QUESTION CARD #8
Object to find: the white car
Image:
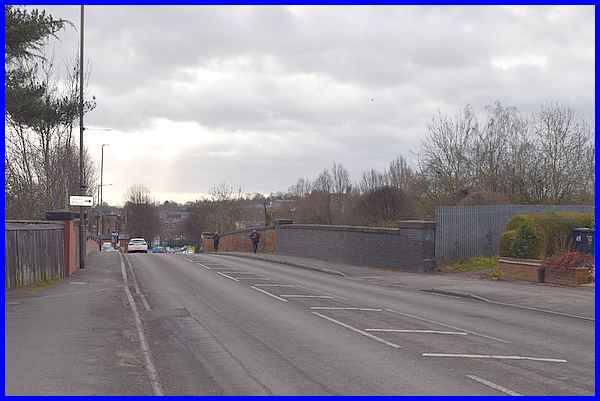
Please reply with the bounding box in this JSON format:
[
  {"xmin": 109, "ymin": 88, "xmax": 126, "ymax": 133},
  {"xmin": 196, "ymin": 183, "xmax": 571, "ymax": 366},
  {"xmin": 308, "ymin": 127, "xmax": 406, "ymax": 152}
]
[{"xmin": 128, "ymin": 238, "xmax": 148, "ymax": 253}]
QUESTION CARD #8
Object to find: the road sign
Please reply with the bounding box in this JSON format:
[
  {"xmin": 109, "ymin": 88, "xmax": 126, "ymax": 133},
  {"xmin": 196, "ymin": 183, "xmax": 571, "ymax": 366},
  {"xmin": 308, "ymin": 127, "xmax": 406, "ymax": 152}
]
[{"xmin": 69, "ymin": 195, "xmax": 93, "ymax": 207}]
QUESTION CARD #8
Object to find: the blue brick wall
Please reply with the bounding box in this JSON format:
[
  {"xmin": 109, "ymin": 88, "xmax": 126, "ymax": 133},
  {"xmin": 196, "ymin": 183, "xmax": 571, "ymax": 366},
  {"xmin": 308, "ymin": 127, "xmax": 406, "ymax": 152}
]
[{"xmin": 275, "ymin": 223, "xmax": 435, "ymax": 272}]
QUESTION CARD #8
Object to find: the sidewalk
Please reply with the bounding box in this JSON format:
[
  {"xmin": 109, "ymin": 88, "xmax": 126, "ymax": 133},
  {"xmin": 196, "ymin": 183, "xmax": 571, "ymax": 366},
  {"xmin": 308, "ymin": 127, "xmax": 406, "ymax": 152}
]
[
  {"xmin": 220, "ymin": 252, "xmax": 595, "ymax": 320},
  {"xmin": 5, "ymin": 252, "xmax": 153, "ymax": 395}
]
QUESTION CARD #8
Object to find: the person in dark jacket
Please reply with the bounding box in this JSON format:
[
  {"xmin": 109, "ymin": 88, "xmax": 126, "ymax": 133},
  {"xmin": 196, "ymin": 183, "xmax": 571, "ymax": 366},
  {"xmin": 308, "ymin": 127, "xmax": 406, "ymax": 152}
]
[
  {"xmin": 213, "ymin": 232, "xmax": 220, "ymax": 253},
  {"xmin": 250, "ymin": 229, "xmax": 260, "ymax": 253}
]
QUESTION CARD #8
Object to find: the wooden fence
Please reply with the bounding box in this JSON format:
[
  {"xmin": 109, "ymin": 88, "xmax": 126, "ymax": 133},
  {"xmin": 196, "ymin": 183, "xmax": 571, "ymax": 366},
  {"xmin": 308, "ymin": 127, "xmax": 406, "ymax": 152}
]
[
  {"xmin": 5, "ymin": 221, "xmax": 65, "ymax": 289},
  {"xmin": 434, "ymin": 205, "xmax": 594, "ymax": 262}
]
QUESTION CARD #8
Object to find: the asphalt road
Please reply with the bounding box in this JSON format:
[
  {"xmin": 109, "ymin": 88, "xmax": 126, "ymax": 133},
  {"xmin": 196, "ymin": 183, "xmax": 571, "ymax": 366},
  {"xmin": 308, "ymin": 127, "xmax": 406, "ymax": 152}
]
[{"xmin": 124, "ymin": 252, "xmax": 595, "ymax": 395}]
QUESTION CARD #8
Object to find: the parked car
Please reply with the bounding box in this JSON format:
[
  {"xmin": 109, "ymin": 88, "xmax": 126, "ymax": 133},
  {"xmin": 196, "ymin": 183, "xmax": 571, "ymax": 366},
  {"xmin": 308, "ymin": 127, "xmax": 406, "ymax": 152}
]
[
  {"xmin": 128, "ymin": 238, "xmax": 148, "ymax": 253},
  {"xmin": 101, "ymin": 242, "xmax": 116, "ymax": 252},
  {"xmin": 151, "ymin": 246, "xmax": 166, "ymax": 253}
]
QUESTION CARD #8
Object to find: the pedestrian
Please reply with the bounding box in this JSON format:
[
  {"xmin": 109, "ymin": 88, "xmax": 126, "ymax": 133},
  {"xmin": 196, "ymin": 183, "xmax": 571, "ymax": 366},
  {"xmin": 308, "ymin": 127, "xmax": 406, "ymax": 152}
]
[
  {"xmin": 250, "ymin": 229, "xmax": 260, "ymax": 254},
  {"xmin": 213, "ymin": 232, "xmax": 220, "ymax": 253}
]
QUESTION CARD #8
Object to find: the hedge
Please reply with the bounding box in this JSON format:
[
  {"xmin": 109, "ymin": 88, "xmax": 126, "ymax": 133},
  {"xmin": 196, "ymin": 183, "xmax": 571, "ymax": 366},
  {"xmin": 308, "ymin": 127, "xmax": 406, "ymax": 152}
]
[
  {"xmin": 499, "ymin": 230, "xmax": 517, "ymax": 257},
  {"xmin": 501, "ymin": 212, "xmax": 594, "ymax": 259}
]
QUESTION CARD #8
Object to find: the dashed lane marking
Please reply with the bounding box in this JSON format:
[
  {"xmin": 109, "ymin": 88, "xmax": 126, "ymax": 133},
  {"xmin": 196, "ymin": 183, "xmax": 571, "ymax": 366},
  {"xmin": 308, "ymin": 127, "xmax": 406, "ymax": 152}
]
[
  {"xmin": 251, "ymin": 286, "xmax": 289, "ymax": 302},
  {"xmin": 216, "ymin": 272, "xmax": 239, "ymax": 282},
  {"xmin": 365, "ymin": 329, "xmax": 467, "ymax": 335},
  {"xmin": 422, "ymin": 353, "xmax": 567, "ymax": 363},
  {"xmin": 235, "ymin": 277, "xmax": 271, "ymax": 281},
  {"xmin": 254, "ymin": 284, "xmax": 296, "ymax": 287},
  {"xmin": 312, "ymin": 312, "xmax": 401, "ymax": 349},
  {"xmin": 310, "ymin": 307, "xmax": 382, "ymax": 311},
  {"xmin": 466, "ymin": 374, "xmax": 522, "ymax": 396}
]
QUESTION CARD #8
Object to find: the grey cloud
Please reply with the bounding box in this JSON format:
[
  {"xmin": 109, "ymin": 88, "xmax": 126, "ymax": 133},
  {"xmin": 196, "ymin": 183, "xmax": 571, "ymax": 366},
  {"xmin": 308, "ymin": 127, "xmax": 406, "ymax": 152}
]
[{"xmin": 33, "ymin": 5, "xmax": 594, "ymax": 197}]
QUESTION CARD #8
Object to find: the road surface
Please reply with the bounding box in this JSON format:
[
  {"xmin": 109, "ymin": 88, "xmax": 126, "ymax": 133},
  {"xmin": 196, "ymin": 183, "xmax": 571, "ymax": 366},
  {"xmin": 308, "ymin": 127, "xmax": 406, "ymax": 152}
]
[{"xmin": 121, "ymin": 252, "xmax": 594, "ymax": 395}]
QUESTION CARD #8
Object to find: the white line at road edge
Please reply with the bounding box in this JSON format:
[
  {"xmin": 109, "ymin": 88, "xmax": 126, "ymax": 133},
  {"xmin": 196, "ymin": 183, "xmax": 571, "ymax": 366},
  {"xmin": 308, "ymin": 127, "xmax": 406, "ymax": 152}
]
[
  {"xmin": 422, "ymin": 353, "xmax": 567, "ymax": 363},
  {"xmin": 385, "ymin": 308, "xmax": 509, "ymax": 344},
  {"xmin": 466, "ymin": 374, "xmax": 522, "ymax": 396},
  {"xmin": 365, "ymin": 329, "xmax": 467, "ymax": 335},
  {"xmin": 119, "ymin": 253, "xmax": 164, "ymax": 396},
  {"xmin": 310, "ymin": 307, "xmax": 382, "ymax": 311},
  {"xmin": 251, "ymin": 286, "xmax": 289, "ymax": 302},
  {"xmin": 124, "ymin": 254, "xmax": 151, "ymax": 311},
  {"xmin": 280, "ymin": 295, "xmax": 335, "ymax": 299},
  {"xmin": 312, "ymin": 312, "xmax": 401, "ymax": 349},
  {"xmin": 216, "ymin": 272, "xmax": 239, "ymax": 282}
]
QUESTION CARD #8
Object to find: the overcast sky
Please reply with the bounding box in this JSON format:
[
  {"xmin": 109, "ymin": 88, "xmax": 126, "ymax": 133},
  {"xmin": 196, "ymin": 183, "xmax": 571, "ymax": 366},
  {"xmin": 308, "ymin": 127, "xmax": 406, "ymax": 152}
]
[{"xmin": 36, "ymin": 5, "xmax": 595, "ymax": 206}]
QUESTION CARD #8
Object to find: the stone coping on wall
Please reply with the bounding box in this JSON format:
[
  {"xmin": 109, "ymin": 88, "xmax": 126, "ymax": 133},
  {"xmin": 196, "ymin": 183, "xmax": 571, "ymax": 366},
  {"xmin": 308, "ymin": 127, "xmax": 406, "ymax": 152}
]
[
  {"xmin": 216, "ymin": 221, "xmax": 435, "ymax": 238},
  {"xmin": 279, "ymin": 221, "xmax": 435, "ymax": 234},
  {"xmin": 498, "ymin": 257, "xmax": 543, "ymax": 266}
]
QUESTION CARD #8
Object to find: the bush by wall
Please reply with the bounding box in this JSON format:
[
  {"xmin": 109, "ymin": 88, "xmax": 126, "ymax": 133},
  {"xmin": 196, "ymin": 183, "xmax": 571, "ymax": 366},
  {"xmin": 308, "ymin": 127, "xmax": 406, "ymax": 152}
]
[
  {"xmin": 499, "ymin": 230, "xmax": 517, "ymax": 257},
  {"xmin": 501, "ymin": 212, "xmax": 593, "ymax": 259}
]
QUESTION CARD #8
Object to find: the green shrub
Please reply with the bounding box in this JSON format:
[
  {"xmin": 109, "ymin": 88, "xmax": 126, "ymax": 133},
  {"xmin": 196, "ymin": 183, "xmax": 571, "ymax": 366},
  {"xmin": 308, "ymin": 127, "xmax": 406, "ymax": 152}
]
[
  {"xmin": 510, "ymin": 224, "xmax": 539, "ymax": 259},
  {"xmin": 499, "ymin": 230, "xmax": 517, "ymax": 257},
  {"xmin": 503, "ymin": 211, "xmax": 593, "ymax": 259}
]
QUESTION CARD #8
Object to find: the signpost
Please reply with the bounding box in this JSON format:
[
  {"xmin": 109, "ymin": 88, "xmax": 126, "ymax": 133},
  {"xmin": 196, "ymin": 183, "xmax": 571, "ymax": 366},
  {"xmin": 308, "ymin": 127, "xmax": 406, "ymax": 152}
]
[{"xmin": 69, "ymin": 195, "xmax": 94, "ymax": 207}]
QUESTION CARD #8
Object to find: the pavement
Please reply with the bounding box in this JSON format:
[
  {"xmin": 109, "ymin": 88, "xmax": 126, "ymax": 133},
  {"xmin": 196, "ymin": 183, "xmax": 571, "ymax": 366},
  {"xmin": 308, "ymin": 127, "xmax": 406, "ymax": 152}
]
[
  {"xmin": 6, "ymin": 251, "xmax": 595, "ymax": 395},
  {"xmin": 220, "ymin": 251, "xmax": 595, "ymax": 319},
  {"xmin": 5, "ymin": 252, "xmax": 153, "ymax": 395}
]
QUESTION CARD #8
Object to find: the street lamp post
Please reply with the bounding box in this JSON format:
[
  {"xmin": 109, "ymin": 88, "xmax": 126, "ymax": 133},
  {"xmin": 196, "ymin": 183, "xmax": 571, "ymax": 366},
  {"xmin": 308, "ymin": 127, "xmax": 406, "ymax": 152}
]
[
  {"xmin": 79, "ymin": 5, "xmax": 85, "ymax": 269},
  {"xmin": 100, "ymin": 144, "xmax": 109, "ymax": 236}
]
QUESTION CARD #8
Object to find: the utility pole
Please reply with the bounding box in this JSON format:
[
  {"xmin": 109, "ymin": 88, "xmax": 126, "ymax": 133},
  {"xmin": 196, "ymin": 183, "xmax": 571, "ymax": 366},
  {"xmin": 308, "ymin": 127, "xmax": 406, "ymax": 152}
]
[
  {"xmin": 79, "ymin": 5, "xmax": 85, "ymax": 269},
  {"xmin": 100, "ymin": 144, "xmax": 108, "ymax": 237}
]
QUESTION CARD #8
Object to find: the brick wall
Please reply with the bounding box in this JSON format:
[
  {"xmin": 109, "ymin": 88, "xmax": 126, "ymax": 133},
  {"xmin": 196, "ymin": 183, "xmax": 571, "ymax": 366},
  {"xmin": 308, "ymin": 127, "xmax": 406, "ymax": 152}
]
[
  {"xmin": 276, "ymin": 222, "xmax": 435, "ymax": 272},
  {"xmin": 203, "ymin": 228, "xmax": 277, "ymax": 254},
  {"xmin": 205, "ymin": 221, "xmax": 435, "ymax": 273}
]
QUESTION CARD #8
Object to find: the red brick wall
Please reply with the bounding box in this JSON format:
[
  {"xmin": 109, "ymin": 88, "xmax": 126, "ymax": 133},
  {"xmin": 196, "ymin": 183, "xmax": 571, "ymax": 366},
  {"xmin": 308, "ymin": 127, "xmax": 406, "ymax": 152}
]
[
  {"xmin": 202, "ymin": 228, "xmax": 277, "ymax": 254},
  {"xmin": 499, "ymin": 258, "xmax": 543, "ymax": 282},
  {"xmin": 64, "ymin": 220, "xmax": 78, "ymax": 276},
  {"xmin": 545, "ymin": 267, "xmax": 592, "ymax": 286}
]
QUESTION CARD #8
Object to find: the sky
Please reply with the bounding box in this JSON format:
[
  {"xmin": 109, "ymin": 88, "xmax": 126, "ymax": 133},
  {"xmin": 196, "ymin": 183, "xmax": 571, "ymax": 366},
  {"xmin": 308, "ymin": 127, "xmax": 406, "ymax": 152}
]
[{"xmin": 32, "ymin": 5, "xmax": 595, "ymax": 206}]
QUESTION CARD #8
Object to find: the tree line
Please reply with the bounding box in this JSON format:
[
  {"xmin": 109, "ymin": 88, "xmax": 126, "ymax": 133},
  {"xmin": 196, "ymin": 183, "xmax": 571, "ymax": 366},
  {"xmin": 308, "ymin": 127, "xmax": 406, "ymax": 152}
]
[
  {"xmin": 5, "ymin": 6, "xmax": 97, "ymax": 220},
  {"xmin": 182, "ymin": 101, "xmax": 594, "ymax": 235}
]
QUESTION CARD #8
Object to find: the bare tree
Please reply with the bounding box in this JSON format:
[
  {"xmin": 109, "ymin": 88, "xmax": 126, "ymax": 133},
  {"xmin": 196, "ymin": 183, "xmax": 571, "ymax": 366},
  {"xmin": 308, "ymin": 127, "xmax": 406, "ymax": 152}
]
[
  {"xmin": 124, "ymin": 185, "xmax": 160, "ymax": 243},
  {"xmin": 209, "ymin": 183, "xmax": 243, "ymax": 232},
  {"xmin": 533, "ymin": 103, "xmax": 594, "ymax": 203},
  {"xmin": 418, "ymin": 105, "xmax": 478, "ymax": 203}
]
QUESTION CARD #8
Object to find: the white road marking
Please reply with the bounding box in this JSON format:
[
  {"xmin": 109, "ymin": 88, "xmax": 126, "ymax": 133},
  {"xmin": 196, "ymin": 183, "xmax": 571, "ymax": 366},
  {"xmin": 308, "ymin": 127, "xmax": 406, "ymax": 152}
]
[
  {"xmin": 216, "ymin": 272, "xmax": 239, "ymax": 282},
  {"xmin": 422, "ymin": 353, "xmax": 567, "ymax": 363},
  {"xmin": 124, "ymin": 254, "xmax": 151, "ymax": 311},
  {"xmin": 310, "ymin": 307, "xmax": 382, "ymax": 311},
  {"xmin": 235, "ymin": 277, "xmax": 271, "ymax": 281},
  {"xmin": 69, "ymin": 281, "xmax": 88, "ymax": 285},
  {"xmin": 385, "ymin": 308, "xmax": 510, "ymax": 344},
  {"xmin": 280, "ymin": 295, "xmax": 335, "ymax": 299},
  {"xmin": 466, "ymin": 374, "xmax": 522, "ymax": 396},
  {"xmin": 213, "ymin": 270, "xmax": 247, "ymax": 273},
  {"xmin": 194, "ymin": 263, "xmax": 212, "ymax": 270},
  {"xmin": 253, "ymin": 284, "xmax": 296, "ymax": 287},
  {"xmin": 312, "ymin": 312, "xmax": 401, "ymax": 349},
  {"xmin": 365, "ymin": 329, "xmax": 467, "ymax": 335},
  {"xmin": 251, "ymin": 286, "xmax": 289, "ymax": 302},
  {"xmin": 119, "ymin": 253, "xmax": 164, "ymax": 396}
]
